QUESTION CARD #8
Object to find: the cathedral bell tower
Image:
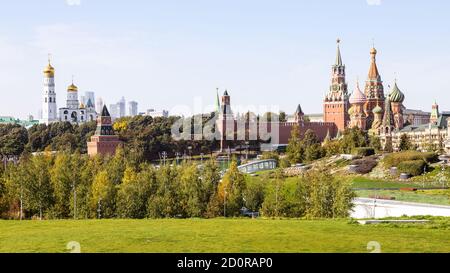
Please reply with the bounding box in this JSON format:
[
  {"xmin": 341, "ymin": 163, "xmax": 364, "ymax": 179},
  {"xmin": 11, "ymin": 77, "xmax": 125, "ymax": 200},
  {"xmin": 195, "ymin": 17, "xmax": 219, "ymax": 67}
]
[
  {"xmin": 324, "ymin": 39, "xmax": 350, "ymax": 131},
  {"xmin": 41, "ymin": 55, "xmax": 57, "ymax": 124}
]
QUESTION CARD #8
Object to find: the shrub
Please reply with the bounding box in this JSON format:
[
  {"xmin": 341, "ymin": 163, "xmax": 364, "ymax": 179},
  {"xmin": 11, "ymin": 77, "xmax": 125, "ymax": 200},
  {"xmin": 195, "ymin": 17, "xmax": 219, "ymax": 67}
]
[
  {"xmin": 383, "ymin": 151, "xmax": 438, "ymax": 168},
  {"xmin": 260, "ymin": 152, "xmax": 280, "ymax": 165},
  {"xmin": 397, "ymin": 160, "xmax": 427, "ymax": 177},
  {"xmin": 352, "ymin": 147, "xmax": 375, "ymax": 157},
  {"xmin": 350, "ymin": 158, "xmax": 378, "ymax": 174}
]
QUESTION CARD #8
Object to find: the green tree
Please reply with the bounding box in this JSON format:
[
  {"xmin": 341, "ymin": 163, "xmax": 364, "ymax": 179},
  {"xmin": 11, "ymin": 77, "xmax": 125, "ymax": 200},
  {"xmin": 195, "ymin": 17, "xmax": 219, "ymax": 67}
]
[
  {"xmin": 261, "ymin": 171, "xmax": 305, "ymax": 218},
  {"xmin": 204, "ymin": 160, "xmax": 222, "ymax": 218},
  {"xmin": 369, "ymin": 135, "xmax": 382, "ymax": 152},
  {"xmin": 117, "ymin": 166, "xmax": 153, "ymax": 218},
  {"xmin": 279, "ymin": 111, "xmax": 287, "ymax": 122},
  {"xmin": 399, "ymin": 134, "xmax": 413, "ymax": 151},
  {"xmin": 147, "ymin": 165, "xmax": 181, "ymax": 218},
  {"xmin": 179, "ymin": 163, "xmax": 205, "ymax": 217},
  {"xmin": 286, "ymin": 124, "xmax": 303, "ymax": 164},
  {"xmin": 323, "ymin": 140, "xmax": 342, "ymax": 157},
  {"xmin": 0, "ymin": 124, "xmax": 28, "ymax": 156},
  {"xmin": 28, "ymin": 155, "xmax": 54, "ymax": 219},
  {"xmin": 91, "ymin": 170, "xmax": 117, "ymax": 218},
  {"xmin": 76, "ymin": 154, "xmax": 99, "ymax": 219},
  {"xmin": 304, "ymin": 169, "xmax": 355, "ymax": 219},
  {"xmin": 340, "ymin": 127, "xmax": 368, "ymax": 154},
  {"xmin": 217, "ymin": 161, "xmax": 247, "ymax": 217},
  {"xmin": 50, "ymin": 152, "xmax": 73, "ymax": 218},
  {"xmin": 105, "ymin": 147, "xmax": 126, "ymax": 185},
  {"xmin": 300, "ymin": 130, "xmax": 324, "ymax": 162}
]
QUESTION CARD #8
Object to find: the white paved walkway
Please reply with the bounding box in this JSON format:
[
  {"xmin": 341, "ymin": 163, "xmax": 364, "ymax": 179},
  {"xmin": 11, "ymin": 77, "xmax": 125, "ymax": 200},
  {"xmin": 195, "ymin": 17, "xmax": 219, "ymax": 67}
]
[{"xmin": 352, "ymin": 198, "xmax": 450, "ymax": 219}]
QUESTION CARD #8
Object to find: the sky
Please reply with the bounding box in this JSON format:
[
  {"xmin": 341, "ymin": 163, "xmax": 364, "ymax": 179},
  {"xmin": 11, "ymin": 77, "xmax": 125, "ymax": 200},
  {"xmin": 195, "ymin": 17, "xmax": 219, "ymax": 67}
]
[{"xmin": 1, "ymin": 0, "xmax": 450, "ymax": 119}]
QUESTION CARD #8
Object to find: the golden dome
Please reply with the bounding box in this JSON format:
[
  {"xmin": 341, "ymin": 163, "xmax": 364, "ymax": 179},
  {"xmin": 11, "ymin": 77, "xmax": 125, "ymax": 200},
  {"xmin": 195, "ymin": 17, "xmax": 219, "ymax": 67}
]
[
  {"xmin": 80, "ymin": 103, "xmax": 86, "ymax": 109},
  {"xmin": 43, "ymin": 63, "xmax": 55, "ymax": 77},
  {"xmin": 370, "ymin": 47, "xmax": 377, "ymax": 55},
  {"xmin": 68, "ymin": 83, "xmax": 78, "ymax": 92}
]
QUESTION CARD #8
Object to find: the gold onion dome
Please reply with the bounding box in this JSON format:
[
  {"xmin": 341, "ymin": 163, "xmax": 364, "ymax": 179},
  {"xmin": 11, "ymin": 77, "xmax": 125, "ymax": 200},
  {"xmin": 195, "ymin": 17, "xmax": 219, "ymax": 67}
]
[
  {"xmin": 370, "ymin": 47, "xmax": 377, "ymax": 55},
  {"xmin": 68, "ymin": 83, "xmax": 78, "ymax": 92},
  {"xmin": 80, "ymin": 103, "xmax": 85, "ymax": 109},
  {"xmin": 389, "ymin": 81, "xmax": 405, "ymax": 103},
  {"xmin": 43, "ymin": 63, "xmax": 55, "ymax": 77}
]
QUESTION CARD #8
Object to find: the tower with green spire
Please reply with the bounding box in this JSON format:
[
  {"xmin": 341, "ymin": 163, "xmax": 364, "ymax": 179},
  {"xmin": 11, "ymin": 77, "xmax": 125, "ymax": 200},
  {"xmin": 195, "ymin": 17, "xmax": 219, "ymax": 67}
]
[
  {"xmin": 430, "ymin": 101, "xmax": 439, "ymax": 125},
  {"xmin": 215, "ymin": 88, "xmax": 221, "ymax": 113}
]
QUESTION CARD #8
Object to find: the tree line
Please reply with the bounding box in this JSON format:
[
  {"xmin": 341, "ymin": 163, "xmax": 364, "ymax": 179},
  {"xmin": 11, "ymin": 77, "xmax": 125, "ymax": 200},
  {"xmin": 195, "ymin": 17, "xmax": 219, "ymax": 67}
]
[
  {"xmin": 286, "ymin": 125, "xmax": 382, "ymax": 165},
  {"xmin": 0, "ymin": 148, "xmax": 354, "ymax": 220},
  {"xmin": 0, "ymin": 114, "xmax": 220, "ymax": 163}
]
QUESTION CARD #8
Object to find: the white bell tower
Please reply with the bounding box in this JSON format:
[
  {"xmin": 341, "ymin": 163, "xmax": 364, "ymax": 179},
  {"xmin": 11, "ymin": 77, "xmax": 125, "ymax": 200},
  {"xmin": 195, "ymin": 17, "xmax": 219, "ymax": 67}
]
[{"xmin": 41, "ymin": 55, "xmax": 57, "ymax": 124}]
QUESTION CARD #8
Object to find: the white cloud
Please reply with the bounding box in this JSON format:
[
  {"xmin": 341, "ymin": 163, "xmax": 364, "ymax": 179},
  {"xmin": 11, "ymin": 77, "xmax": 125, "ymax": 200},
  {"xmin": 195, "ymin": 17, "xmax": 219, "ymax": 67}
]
[{"xmin": 367, "ymin": 0, "xmax": 382, "ymax": 6}]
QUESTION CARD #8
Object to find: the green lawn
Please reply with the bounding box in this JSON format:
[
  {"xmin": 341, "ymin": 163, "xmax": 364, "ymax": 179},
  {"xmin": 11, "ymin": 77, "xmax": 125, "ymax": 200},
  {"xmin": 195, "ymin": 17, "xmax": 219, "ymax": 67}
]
[
  {"xmin": 356, "ymin": 190, "xmax": 450, "ymax": 205},
  {"xmin": 350, "ymin": 177, "xmax": 422, "ymax": 189},
  {"xmin": 0, "ymin": 219, "xmax": 449, "ymax": 253}
]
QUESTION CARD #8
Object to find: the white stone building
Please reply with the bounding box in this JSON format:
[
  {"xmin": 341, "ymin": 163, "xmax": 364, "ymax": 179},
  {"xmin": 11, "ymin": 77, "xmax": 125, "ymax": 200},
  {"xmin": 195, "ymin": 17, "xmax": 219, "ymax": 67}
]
[{"xmin": 59, "ymin": 81, "xmax": 97, "ymax": 124}]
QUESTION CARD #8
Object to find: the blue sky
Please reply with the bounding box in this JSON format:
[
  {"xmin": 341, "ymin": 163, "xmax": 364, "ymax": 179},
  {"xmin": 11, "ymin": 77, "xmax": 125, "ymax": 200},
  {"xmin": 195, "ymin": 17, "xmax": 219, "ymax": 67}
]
[{"xmin": 1, "ymin": 0, "xmax": 450, "ymax": 119}]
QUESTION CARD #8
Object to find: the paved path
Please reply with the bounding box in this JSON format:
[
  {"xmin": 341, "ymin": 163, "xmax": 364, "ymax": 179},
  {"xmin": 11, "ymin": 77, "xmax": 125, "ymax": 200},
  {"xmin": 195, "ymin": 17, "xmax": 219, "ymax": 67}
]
[{"xmin": 352, "ymin": 198, "xmax": 450, "ymax": 219}]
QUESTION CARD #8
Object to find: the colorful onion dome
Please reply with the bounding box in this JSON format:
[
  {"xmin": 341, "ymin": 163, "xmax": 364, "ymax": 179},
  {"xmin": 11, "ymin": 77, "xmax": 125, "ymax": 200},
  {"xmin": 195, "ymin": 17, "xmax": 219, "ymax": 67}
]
[
  {"xmin": 389, "ymin": 81, "xmax": 405, "ymax": 103},
  {"xmin": 349, "ymin": 82, "xmax": 366, "ymax": 104}
]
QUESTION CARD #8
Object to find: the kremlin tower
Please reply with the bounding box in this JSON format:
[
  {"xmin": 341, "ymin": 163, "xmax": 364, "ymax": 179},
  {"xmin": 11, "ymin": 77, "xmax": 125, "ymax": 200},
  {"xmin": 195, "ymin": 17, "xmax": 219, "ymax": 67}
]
[
  {"xmin": 430, "ymin": 101, "xmax": 440, "ymax": 125},
  {"xmin": 87, "ymin": 105, "xmax": 122, "ymax": 157},
  {"xmin": 41, "ymin": 56, "xmax": 57, "ymax": 124},
  {"xmin": 216, "ymin": 90, "xmax": 235, "ymax": 152},
  {"xmin": 323, "ymin": 39, "xmax": 350, "ymax": 131}
]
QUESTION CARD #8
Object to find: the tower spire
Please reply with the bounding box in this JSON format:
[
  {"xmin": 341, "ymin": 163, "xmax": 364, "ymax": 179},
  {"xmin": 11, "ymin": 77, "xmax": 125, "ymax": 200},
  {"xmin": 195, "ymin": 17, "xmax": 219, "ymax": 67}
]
[
  {"xmin": 368, "ymin": 44, "xmax": 380, "ymax": 81},
  {"xmin": 335, "ymin": 38, "xmax": 343, "ymax": 66},
  {"xmin": 215, "ymin": 88, "xmax": 221, "ymax": 113}
]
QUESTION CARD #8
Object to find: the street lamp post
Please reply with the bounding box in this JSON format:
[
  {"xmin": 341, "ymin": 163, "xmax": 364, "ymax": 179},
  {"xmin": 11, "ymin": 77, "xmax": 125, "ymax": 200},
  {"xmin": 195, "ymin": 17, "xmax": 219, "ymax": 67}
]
[
  {"xmin": 422, "ymin": 165, "xmax": 427, "ymax": 189},
  {"xmin": 97, "ymin": 198, "xmax": 102, "ymax": 219},
  {"xmin": 160, "ymin": 151, "xmax": 168, "ymax": 166}
]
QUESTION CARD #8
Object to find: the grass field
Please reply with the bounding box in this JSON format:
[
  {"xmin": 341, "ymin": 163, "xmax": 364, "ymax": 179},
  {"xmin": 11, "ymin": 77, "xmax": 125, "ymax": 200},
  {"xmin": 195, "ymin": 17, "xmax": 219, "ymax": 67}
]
[
  {"xmin": 356, "ymin": 190, "xmax": 450, "ymax": 205},
  {"xmin": 0, "ymin": 218, "xmax": 449, "ymax": 253},
  {"xmin": 350, "ymin": 177, "xmax": 418, "ymax": 188}
]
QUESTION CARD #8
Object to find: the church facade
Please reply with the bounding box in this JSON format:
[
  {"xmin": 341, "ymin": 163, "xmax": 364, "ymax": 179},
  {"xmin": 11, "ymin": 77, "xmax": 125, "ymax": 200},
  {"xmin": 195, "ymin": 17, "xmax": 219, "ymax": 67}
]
[
  {"xmin": 58, "ymin": 81, "xmax": 97, "ymax": 124},
  {"xmin": 40, "ymin": 58, "xmax": 97, "ymax": 125}
]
